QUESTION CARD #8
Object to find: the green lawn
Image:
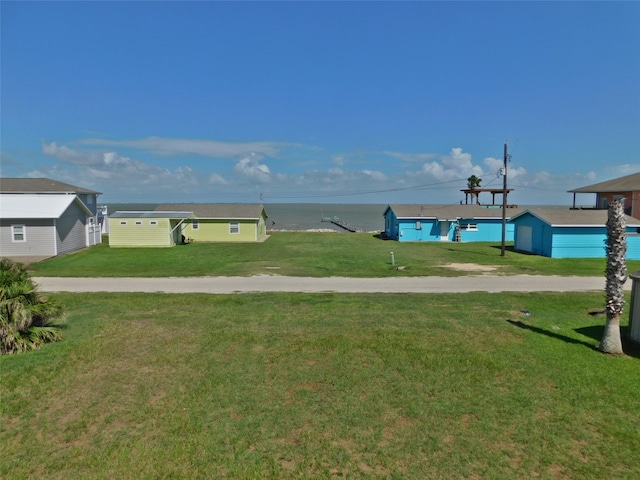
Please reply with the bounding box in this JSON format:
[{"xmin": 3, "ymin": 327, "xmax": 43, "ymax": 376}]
[
  {"xmin": 2, "ymin": 292, "xmax": 639, "ymax": 479},
  {"xmin": 29, "ymin": 232, "xmax": 640, "ymax": 277}
]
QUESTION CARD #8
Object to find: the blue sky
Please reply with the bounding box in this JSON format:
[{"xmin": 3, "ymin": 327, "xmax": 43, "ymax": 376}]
[{"xmin": 1, "ymin": 1, "xmax": 639, "ymax": 205}]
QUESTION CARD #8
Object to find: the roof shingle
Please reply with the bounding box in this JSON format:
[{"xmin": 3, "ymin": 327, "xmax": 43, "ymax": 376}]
[
  {"xmin": 155, "ymin": 203, "xmax": 267, "ymax": 219},
  {"xmin": 0, "ymin": 178, "xmax": 101, "ymax": 195}
]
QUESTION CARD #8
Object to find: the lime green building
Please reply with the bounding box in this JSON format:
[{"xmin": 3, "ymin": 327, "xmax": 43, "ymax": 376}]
[{"xmin": 108, "ymin": 204, "xmax": 268, "ymax": 247}]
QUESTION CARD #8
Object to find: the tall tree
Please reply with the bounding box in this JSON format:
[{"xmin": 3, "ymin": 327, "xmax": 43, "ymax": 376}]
[
  {"xmin": 600, "ymin": 200, "xmax": 626, "ymax": 354},
  {"xmin": 0, "ymin": 259, "xmax": 64, "ymax": 354}
]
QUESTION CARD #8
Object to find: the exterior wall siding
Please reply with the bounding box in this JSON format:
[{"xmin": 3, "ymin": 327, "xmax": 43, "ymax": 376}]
[
  {"xmin": 56, "ymin": 202, "xmax": 89, "ymax": 255},
  {"xmin": 257, "ymin": 216, "xmax": 267, "ymax": 240},
  {"xmin": 77, "ymin": 193, "xmax": 98, "ymax": 216},
  {"xmin": 384, "ymin": 211, "xmax": 399, "ymax": 239},
  {"xmin": 109, "ymin": 218, "xmax": 174, "ymax": 247},
  {"xmin": 632, "ymin": 192, "xmax": 640, "ymax": 219},
  {"xmin": 626, "ymin": 235, "xmax": 640, "ymax": 260},
  {"xmin": 186, "ymin": 219, "xmax": 258, "ymax": 242},
  {"xmin": 549, "ymin": 228, "xmax": 640, "ymax": 259},
  {"xmin": 0, "ymin": 219, "xmax": 56, "ymax": 256},
  {"xmin": 396, "ymin": 219, "xmax": 441, "ymax": 242},
  {"xmin": 393, "ymin": 218, "xmax": 511, "ymax": 242},
  {"xmin": 458, "ymin": 219, "xmax": 514, "ymax": 242},
  {"xmin": 549, "ymin": 228, "xmax": 607, "ymax": 258}
]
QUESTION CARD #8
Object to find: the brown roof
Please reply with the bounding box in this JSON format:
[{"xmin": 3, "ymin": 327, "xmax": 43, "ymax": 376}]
[
  {"xmin": 155, "ymin": 203, "xmax": 267, "ymax": 219},
  {"xmin": 511, "ymin": 208, "xmax": 640, "ymax": 227},
  {"xmin": 385, "ymin": 204, "xmax": 522, "ymax": 220},
  {"xmin": 568, "ymin": 172, "xmax": 640, "ymax": 193},
  {"xmin": 0, "ymin": 177, "xmax": 101, "ymax": 195}
]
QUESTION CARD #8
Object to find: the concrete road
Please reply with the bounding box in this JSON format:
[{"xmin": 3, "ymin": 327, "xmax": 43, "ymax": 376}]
[{"xmin": 32, "ymin": 275, "xmax": 622, "ymax": 294}]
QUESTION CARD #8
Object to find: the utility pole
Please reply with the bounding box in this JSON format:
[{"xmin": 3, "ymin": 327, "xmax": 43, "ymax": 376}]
[{"xmin": 500, "ymin": 142, "xmax": 509, "ymax": 257}]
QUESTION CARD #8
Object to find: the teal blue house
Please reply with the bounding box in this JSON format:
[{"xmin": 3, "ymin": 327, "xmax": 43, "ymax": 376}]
[
  {"xmin": 510, "ymin": 209, "xmax": 640, "ymax": 259},
  {"xmin": 383, "ymin": 204, "xmax": 521, "ymax": 242}
]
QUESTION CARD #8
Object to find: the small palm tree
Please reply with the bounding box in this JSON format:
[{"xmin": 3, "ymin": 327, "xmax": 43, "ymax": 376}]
[
  {"xmin": 0, "ymin": 258, "xmax": 64, "ymax": 354},
  {"xmin": 467, "ymin": 175, "xmax": 482, "ymax": 204},
  {"xmin": 600, "ymin": 200, "xmax": 626, "ymax": 354}
]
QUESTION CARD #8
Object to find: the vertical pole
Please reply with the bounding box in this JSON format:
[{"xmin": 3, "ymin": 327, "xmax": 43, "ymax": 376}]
[{"xmin": 501, "ymin": 142, "xmax": 508, "ymax": 257}]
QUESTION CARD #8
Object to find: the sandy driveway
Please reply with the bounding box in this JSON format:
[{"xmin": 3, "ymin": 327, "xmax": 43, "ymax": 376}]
[{"xmin": 32, "ymin": 275, "xmax": 621, "ymax": 294}]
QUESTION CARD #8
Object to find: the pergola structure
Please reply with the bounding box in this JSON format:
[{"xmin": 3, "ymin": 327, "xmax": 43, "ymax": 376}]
[{"xmin": 461, "ymin": 188, "xmax": 516, "ymax": 207}]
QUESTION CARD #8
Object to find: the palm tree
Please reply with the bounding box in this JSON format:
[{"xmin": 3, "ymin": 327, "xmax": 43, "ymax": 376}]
[
  {"xmin": 600, "ymin": 200, "xmax": 626, "ymax": 354},
  {"xmin": 467, "ymin": 175, "xmax": 482, "ymax": 204},
  {"xmin": 0, "ymin": 258, "xmax": 64, "ymax": 354}
]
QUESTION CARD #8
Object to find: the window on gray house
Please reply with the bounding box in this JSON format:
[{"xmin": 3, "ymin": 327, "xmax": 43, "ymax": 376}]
[{"xmin": 11, "ymin": 225, "xmax": 26, "ymax": 242}]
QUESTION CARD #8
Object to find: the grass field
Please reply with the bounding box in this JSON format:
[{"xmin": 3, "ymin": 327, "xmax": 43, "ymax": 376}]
[
  {"xmin": 28, "ymin": 232, "xmax": 640, "ymax": 278},
  {"xmin": 2, "ymin": 291, "xmax": 639, "ymax": 479}
]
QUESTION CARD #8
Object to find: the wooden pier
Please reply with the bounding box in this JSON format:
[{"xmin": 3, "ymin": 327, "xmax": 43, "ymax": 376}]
[{"xmin": 321, "ymin": 216, "xmax": 359, "ymax": 232}]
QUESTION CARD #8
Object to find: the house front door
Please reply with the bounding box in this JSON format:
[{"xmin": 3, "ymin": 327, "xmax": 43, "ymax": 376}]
[{"xmin": 440, "ymin": 221, "xmax": 450, "ymax": 241}]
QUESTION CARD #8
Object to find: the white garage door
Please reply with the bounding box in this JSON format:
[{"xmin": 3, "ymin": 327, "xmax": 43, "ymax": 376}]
[{"xmin": 516, "ymin": 225, "xmax": 533, "ymax": 252}]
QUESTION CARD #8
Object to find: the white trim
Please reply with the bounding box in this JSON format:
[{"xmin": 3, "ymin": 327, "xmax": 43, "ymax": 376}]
[{"xmin": 229, "ymin": 222, "xmax": 240, "ymax": 234}]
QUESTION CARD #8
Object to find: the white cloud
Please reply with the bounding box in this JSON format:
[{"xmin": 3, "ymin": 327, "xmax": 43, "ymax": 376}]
[
  {"xmin": 35, "ymin": 138, "xmax": 638, "ymax": 205},
  {"xmin": 384, "ymin": 151, "xmax": 438, "ymax": 163},
  {"xmin": 362, "ymin": 170, "xmax": 388, "ymax": 181},
  {"xmin": 484, "ymin": 156, "xmax": 527, "ymax": 180},
  {"xmin": 606, "ymin": 164, "xmax": 640, "ymax": 176},
  {"xmin": 208, "ymin": 173, "xmax": 229, "ymax": 185},
  {"xmin": 80, "ymin": 136, "xmax": 279, "ymax": 158},
  {"xmin": 40, "ymin": 141, "xmax": 207, "ymax": 196},
  {"xmin": 234, "ymin": 154, "xmax": 272, "ymax": 183},
  {"xmin": 417, "ymin": 147, "xmax": 483, "ymax": 181}
]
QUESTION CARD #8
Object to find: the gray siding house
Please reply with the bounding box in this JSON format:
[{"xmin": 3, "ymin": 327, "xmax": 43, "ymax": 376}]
[{"xmin": 0, "ymin": 178, "xmax": 102, "ymax": 259}]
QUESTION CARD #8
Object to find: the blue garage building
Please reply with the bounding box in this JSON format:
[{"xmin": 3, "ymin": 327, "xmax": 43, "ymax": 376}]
[{"xmin": 510, "ymin": 208, "xmax": 640, "ymax": 259}]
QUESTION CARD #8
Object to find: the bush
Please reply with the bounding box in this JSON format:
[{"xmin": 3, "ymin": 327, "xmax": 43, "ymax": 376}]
[{"xmin": 0, "ymin": 258, "xmax": 64, "ymax": 354}]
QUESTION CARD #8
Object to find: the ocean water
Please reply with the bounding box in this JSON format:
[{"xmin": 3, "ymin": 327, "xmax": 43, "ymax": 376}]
[
  {"xmin": 264, "ymin": 203, "xmax": 387, "ymax": 232},
  {"xmin": 105, "ymin": 202, "xmax": 569, "ymax": 233},
  {"xmin": 105, "ymin": 203, "xmax": 388, "ymax": 233}
]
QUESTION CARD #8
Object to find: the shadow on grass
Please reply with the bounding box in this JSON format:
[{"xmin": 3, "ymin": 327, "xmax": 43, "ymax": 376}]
[
  {"xmin": 372, "ymin": 233, "xmax": 392, "ymax": 240},
  {"xmin": 507, "ymin": 320, "xmax": 640, "ymax": 358},
  {"xmin": 507, "ymin": 319, "xmax": 598, "ymax": 351},
  {"xmin": 490, "ymin": 245, "xmax": 536, "ymax": 255}
]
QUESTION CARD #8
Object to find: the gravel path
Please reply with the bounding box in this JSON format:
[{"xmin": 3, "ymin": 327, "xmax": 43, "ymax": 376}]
[{"xmin": 32, "ymin": 275, "xmax": 622, "ymax": 294}]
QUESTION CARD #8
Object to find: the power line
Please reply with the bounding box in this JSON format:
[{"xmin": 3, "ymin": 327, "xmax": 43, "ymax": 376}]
[{"xmin": 261, "ymin": 177, "xmax": 469, "ymax": 200}]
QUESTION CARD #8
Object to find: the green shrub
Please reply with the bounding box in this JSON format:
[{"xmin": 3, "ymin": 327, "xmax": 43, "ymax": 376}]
[{"xmin": 0, "ymin": 258, "xmax": 64, "ymax": 354}]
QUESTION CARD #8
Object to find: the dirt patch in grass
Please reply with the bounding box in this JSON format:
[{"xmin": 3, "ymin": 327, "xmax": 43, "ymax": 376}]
[{"xmin": 442, "ymin": 263, "xmax": 501, "ymax": 273}]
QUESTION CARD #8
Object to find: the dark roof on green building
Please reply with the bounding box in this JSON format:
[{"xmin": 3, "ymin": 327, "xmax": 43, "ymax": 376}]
[{"xmin": 155, "ymin": 203, "xmax": 267, "ymax": 219}]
